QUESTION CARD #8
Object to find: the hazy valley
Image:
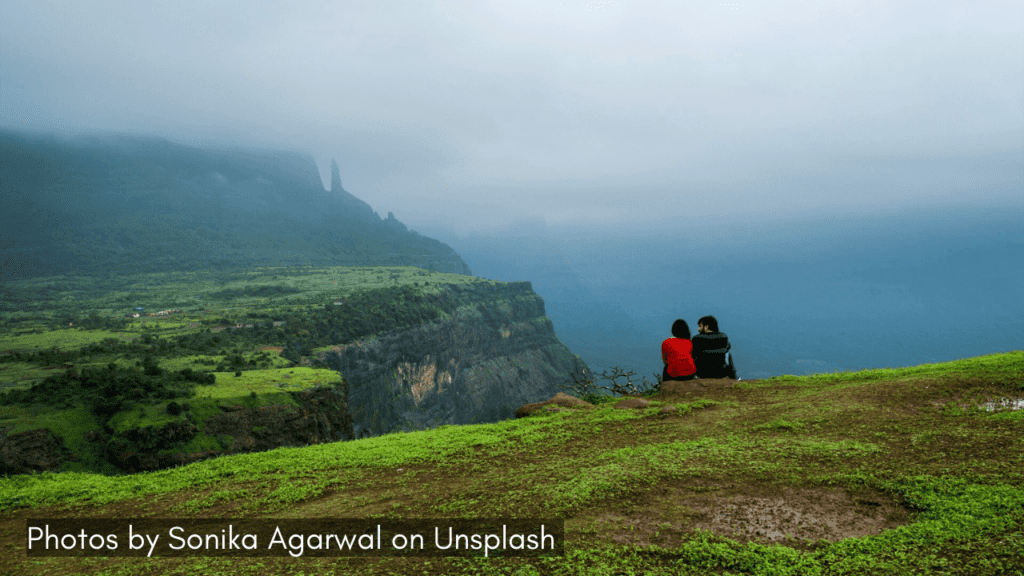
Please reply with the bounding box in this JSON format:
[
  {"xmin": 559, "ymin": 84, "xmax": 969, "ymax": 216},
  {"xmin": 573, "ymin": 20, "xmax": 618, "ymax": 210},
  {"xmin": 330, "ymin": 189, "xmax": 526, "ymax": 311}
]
[
  {"xmin": 0, "ymin": 131, "xmax": 1021, "ymax": 575},
  {"xmin": 419, "ymin": 203, "xmax": 1024, "ymax": 381}
]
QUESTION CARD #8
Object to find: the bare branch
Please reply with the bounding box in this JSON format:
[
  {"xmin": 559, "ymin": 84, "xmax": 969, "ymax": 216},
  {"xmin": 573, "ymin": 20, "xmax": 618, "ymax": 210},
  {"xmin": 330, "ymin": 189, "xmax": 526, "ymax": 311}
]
[{"xmin": 558, "ymin": 362, "xmax": 662, "ymax": 399}]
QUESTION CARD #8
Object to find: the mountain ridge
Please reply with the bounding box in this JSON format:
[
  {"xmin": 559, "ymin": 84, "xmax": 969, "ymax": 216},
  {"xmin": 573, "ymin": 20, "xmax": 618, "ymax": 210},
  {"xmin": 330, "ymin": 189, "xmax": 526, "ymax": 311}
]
[{"xmin": 0, "ymin": 128, "xmax": 471, "ymax": 279}]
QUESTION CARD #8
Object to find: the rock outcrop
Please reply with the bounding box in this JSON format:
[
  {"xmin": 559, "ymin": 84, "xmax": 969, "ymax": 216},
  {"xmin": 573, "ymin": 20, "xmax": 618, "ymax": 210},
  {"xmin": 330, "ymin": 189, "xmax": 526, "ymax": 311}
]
[
  {"xmin": 0, "ymin": 428, "xmax": 78, "ymax": 476},
  {"xmin": 319, "ymin": 282, "xmax": 591, "ymax": 438},
  {"xmin": 515, "ymin": 392, "xmax": 595, "ymax": 418}
]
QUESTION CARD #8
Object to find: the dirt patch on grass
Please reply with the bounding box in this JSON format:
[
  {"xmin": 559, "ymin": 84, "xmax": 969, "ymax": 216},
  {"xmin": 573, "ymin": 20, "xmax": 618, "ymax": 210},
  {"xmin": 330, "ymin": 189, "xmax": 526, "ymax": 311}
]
[
  {"xmin": 854, "ymin": 375, "xmax": 1022, "ymax": 412},
  {"xmin": 569, "ymin": 482, "xmax": 916, "ymax": 550},
  {"xmin": 655, "ymin": 378, "xmax": 739, "ymax": 397},
  {"xmin": 930, "ymin": 395, "xmax": 1024, "ymax": 412}
]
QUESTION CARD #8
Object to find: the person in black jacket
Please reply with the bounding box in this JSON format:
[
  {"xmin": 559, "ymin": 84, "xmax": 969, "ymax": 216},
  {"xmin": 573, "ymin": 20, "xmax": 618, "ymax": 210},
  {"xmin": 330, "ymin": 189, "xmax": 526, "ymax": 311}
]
[{"xmin": 691, "ymin": 315, "xmax": 738, "ymax": 379}]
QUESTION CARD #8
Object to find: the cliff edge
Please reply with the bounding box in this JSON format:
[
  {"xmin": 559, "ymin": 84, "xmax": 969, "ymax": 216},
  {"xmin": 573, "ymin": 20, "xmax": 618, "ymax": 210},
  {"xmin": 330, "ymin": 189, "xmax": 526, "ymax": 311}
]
[
  {"xmin": 0, "ymin": 276, "xmax": 589, "ymax": 475},
  {"xmin": 318, "ymin": 281, "xmax": 590, "ymax": 438}
]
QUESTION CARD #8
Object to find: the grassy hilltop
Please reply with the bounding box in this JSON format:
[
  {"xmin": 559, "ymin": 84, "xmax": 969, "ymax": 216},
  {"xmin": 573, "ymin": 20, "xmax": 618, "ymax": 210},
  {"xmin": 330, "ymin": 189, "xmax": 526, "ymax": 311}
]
[{"xmin": 1, "ymin": 347, "xmax": 1022, "ymax": 575}]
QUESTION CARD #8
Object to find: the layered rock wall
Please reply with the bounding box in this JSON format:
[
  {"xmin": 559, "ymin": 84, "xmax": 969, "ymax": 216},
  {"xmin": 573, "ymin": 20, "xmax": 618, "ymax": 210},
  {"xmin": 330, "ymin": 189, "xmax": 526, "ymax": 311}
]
[
  {"xmin": 0, "ymin": 428, "xmax": 78, "ymax": 476},
  {"xmin": 319, "ymin": 282, "xmax": 590, "ymax": 438}
]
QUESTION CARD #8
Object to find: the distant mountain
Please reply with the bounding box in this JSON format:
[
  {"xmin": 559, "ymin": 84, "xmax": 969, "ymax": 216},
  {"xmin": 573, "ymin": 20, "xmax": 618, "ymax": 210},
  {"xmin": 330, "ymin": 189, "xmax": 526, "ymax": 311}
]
[{"xmin": 0, "ymin": 129, "xmax": 471, "ymax": 279}]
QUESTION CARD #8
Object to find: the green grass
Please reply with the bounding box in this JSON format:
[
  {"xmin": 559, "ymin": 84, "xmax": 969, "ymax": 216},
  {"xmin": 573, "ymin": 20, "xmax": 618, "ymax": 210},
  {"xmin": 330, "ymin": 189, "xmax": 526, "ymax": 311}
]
[
  {"xmin": 192, "ymin": 367, "xmax": 337, "ymax": 399},
  {"xmin": 0, "ymin": 265, "xmax": 485, "ymax": 335},
  {"xmin": 0, "ymin": 327, "xmax": 126, "ymax": 354},
  {"xmin": 2, "ymin": 351, "xmax": 1022, "ymax": 575}
]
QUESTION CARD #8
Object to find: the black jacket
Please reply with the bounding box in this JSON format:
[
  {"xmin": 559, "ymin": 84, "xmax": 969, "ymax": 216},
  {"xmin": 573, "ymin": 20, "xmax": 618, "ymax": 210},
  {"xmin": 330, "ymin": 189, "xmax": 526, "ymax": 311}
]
[{"xmin": 691, "ymin": 332, "xmax": 737, "ymax": 379}]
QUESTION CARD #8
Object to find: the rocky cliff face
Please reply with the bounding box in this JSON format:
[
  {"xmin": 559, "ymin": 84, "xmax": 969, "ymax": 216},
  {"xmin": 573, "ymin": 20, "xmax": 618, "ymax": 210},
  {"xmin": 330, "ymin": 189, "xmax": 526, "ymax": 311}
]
[
  {"xmin": 0, "ymin": 428, "xmax": 79, "ymax": 476},
  {"xmin": 317, "ymin": 282, "xmax": 591, "ymax": 439}
]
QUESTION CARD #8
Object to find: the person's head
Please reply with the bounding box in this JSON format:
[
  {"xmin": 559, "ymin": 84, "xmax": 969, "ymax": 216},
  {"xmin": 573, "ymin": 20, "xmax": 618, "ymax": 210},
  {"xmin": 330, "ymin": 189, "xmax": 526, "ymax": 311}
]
[
  {"xmin": 671, "ymin": 319, "xmax": 691, "ymax": 339},
  {"xmin": 698, "ymin": 315, "xmax": 719, "ymax": 333}
]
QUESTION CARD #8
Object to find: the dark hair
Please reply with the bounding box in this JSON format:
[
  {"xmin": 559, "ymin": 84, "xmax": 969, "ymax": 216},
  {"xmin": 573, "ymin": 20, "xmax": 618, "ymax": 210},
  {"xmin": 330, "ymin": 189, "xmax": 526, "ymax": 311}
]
[
  {"xmin": 698, "ymin": 315, "xmax": 719, "ymax": 332},
  {"xmin": 671, "ymin": 319, "xmax": 691, "ymax": 339}
]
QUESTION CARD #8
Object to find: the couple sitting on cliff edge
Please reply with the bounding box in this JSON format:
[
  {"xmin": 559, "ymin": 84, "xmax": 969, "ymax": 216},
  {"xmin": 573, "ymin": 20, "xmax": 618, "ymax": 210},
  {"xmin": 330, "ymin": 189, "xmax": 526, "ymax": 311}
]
[{"xmin": 661, "ymin": 315, "xmax": 738, "ymax": 382}]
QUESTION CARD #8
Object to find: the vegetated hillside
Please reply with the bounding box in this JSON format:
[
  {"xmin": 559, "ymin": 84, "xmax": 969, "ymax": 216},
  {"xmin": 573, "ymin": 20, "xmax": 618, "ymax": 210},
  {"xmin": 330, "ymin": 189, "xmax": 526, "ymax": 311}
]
[
  {"xmin": 0, "ymin": 352, "xmax": 1021, "ymax": 575},
  {"xmin": 0, "ymin": 266, "xmax": 588, "ymax": 475},
  {"xmin": 0, "ymin": 128, "xmax": 471, "ymax": 280}
]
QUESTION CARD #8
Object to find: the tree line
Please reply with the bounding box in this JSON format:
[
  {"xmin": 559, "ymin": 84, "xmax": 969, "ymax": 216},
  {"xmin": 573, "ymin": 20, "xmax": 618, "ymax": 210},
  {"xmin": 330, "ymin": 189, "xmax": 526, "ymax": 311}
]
[{"xmin": 0, "ymin": 357, "xmax": 212, "ymax": 418}]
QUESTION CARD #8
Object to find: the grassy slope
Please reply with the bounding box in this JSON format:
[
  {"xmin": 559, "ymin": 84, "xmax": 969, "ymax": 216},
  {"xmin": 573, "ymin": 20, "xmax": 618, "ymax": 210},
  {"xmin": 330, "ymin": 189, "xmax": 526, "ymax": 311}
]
[{"xmin": 1, "ymin": 351, "xmax": 1022, "ymax": 575}]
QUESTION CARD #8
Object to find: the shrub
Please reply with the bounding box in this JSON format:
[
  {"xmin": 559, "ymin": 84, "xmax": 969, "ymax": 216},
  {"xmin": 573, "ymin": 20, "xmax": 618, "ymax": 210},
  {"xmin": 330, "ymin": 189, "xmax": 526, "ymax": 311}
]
[
  {"xmin": 93, "ymin": 397, "xmax": 126, "ymax": 418},
  {"xmin": 1, "ymin": 363, "xmax": 197, "ymax": 417},
  {"xmin": 167, "ymin": 401, "xmax": 182, "ymax": 416},
  {"xmin": 235, "ymin": 371, "xmax": 242, "ymax": 377},
  {"xmin": 142, "ymin": 356, "xmax": 163, "ymax": 376}
]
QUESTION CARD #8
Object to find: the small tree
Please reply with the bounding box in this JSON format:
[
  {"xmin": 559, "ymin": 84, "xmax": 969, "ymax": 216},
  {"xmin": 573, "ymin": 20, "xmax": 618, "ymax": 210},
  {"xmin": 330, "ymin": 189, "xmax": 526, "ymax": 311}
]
[
  {"xmin": 558, "ymin": 360, "xmax": 661, "ymax": 401},
  {"xmin": 142, "ymin": 356, "xmax": 163, "ymax": 376}
]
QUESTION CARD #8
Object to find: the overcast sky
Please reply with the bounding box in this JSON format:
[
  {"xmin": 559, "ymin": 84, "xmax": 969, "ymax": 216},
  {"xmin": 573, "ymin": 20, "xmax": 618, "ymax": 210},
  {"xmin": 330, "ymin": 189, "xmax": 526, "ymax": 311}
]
[{"xmin": 2, "ymin": 0, "xmax": 1021, "ymax": 234}]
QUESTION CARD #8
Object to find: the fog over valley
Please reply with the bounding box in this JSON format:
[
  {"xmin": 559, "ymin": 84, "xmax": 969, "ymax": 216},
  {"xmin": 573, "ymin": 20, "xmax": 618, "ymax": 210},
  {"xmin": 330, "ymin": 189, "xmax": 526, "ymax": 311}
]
[
  {"xmin": 419, "ymin": 204, "xmax": 1023, "ymax": 381},
  {"xmin": 2, "ymin": 0, "xmax": 1021, "ymax": 380}
]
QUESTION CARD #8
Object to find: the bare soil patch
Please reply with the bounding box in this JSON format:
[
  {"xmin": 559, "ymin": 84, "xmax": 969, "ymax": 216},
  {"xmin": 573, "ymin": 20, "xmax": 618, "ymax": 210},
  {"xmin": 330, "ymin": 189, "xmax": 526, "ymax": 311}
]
[
  {"xmin": 656, "ymin": 378, "xmax": 739, "ymax": 398},
  {"xmin": 855, "ymin": 375, "xmax": 1021, "ymax": 412},
  {"xmin": 568, "ymin": 482, "xmax": 916, "ymax": 550}
]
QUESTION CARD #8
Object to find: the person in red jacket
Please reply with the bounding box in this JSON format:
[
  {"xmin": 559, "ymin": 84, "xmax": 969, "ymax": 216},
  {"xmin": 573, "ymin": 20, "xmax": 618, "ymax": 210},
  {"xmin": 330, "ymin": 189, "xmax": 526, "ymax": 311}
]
[{"xmin": 662, "ymin": 319, "xmax": 697, "ymax": 382}]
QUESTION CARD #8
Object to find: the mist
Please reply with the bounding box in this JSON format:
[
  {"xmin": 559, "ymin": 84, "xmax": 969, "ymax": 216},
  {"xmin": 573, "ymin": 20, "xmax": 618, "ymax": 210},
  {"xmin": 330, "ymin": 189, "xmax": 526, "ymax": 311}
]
[
  {"xmin": 2, "ymin": 1, "xmax": 1021, "ymax": 379},
  {"xmin": 2, "ymin": 0, "xmax": 1021, "ymax": 234},
  {"xmin": 421, "ymin": 203, "xmax": 1023, "ymax": 381}
]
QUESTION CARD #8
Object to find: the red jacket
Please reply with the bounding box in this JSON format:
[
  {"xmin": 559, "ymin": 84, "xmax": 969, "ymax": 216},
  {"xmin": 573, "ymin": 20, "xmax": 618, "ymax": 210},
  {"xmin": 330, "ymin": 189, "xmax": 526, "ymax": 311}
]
[{"xmin": 661, "ymin": 338, "xmax": 696, "ymax": 378}]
